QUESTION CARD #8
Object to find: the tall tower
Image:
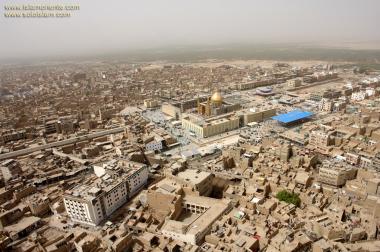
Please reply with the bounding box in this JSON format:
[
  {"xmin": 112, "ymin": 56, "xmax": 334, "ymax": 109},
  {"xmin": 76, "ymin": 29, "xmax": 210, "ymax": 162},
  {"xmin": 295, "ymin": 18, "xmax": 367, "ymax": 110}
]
[
  {"xmin": 197, "ymin": 96, "xmax": 202, "ymax": 114},
  {"xmin": 205, "ymin": 98, "xmax": 211, "ymax": 117}
]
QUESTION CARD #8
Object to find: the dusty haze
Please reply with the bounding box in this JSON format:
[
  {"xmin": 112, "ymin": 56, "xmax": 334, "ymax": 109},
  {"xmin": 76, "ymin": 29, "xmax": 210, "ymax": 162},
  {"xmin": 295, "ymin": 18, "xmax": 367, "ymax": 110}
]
[{"xmin": 1, "ymin": 0, "xmax": 380, "ymax": 62}]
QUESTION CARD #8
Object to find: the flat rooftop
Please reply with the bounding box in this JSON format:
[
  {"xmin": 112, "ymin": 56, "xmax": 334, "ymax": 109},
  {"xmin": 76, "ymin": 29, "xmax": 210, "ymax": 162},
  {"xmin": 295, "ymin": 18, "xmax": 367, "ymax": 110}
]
[
  {"xmin": 162, "ymin": 195, "xmax": 231, "ymax": 236},
  {"xmin": 4, "ymin": 216, "xmax": 41, "ymax": 235},
  {"xmin": 272, "ymin": 110, "xmax": 313, "ymax": 124},
  {"xmin": 177, "ymin": 169, "xmax": 212, "ymax": 185},
  {"xmin": 65, "ymin": 166, "xmax": 137, "ymax": 201}
]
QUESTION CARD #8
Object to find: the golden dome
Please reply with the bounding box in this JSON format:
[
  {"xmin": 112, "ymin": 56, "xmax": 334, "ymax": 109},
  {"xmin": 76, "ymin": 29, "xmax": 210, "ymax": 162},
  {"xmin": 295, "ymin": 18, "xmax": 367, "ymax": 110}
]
[{"xmin": 211, "ymin": 90, "xmax": 223, "ymax": 104}]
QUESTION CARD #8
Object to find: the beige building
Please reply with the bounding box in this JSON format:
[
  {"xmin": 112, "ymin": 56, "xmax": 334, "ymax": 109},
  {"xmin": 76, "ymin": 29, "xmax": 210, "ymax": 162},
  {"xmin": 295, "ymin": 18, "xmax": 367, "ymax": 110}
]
[
  {"xmin": 0, "ymin": 159, "xmax": 22, "ymax": 182},
  {"xmin": 319, "ymin": 98, "xmax": 333, "ymax": 112},
  {"xmin": 175, "ymin": 169, "xmax": 214, "ymax": 196},
  {"xmin": 345, "ymin": 152, "xmax": 360, "ymax": 165},
  {"xmin": 0, "ymin": 129, "xmax": 26, "ymax": 144},
  {"xmin": 99, "ymin": 106, "xmax": 117, "ymax": 121},
  {"xmin": 366, "ymin": 178, "xmax": 380, "ymax": 196},
  {"xmin": 287, "ymin": 78, "xmax": 302, "ymax": 88},
  {"xmin": 161, "ymin": 103, "xmax": 181, "ymax": 119},
  {"xmin": 161, "ymin": 195, "xmax": 231, "ymax": 245},
  {"xmin": 318, "ymin": 162, "xmax": 357, "ymax": 187},
  {"xmin": 182, "ymin": 113, "xmax": 239, "ymax": 138},
  {"xmin": 309, "ymin": 128, "xmax": 335, "ymax": 154},
  {"xmin": 240, "ymin": 108, "xmax": 277, "ymax": 125},
  {"xmin": 144, "ymin": 99, "xmax": 159, "ymax": 108}
]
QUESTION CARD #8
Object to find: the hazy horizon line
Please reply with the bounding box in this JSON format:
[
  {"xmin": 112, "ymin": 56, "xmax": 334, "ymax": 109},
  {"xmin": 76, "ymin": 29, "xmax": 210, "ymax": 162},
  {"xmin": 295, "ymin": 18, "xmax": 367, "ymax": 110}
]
[{"xmin": 1, "ymin": 40, "xmax": 380, "ymax": 66}]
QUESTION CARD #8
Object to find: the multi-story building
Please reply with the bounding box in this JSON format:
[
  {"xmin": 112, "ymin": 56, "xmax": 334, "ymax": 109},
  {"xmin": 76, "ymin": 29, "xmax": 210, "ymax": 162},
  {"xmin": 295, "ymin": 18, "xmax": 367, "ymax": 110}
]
[
  {"xmin": 240, "ymin": 108, "xmax": 277, "ymax": 125},
  {"xmin": 333, "ymin": 100, "xmax": 347, "ymax": 112},
  {"xmin": 174, "ymin": 169, "xmax": 214, "ymax": 196},
  {"xmin": 0, "ymin": 130, "xmax": 26, "ymax": 145},
  {"xmin": 319, "ymin": 98, "xmax": 333, "ymax": 112},
  {"xmin": 303, "ymin": 71, "xmax": 338, "ymax": 84},
  {"xmin": 365, "ymin": 87, "xmax": 376, "ymax": 97},
  {"xmin": 145, "ymin": 139, "xmax": 163, "ymax": 152},
  {"xmin": 161, "ymin": 195, "xmax": 231, "ymax": 245},
  {"xmin": 309, "ymin": 128, "xmax": 335, "ymax": 154},
  {"xmin": 182, "ymin": 113, "xmax": 239, "ymax": 138},
  {"xmin": 351, "ymin": 91, "xmax": 367, "ymax": 101},
  {"xmin": 287, "ymin": 78, "xmax": 302, "ymax": 88},
  {"xmin": 56, "ymin": 116, "xmax": 75, "ymax": 134},
  {"xmin": 360, "ymin": 156, "xmax": 373, "ymax": 169},
  {"xmin": 309, "ymin": 89, "xmax": 342, "ymax": 102},
  {"xmin": 99, "ymin": 106, "xmax": 117, "ymax": 121},
  {"xmin": 345, "ymin": 152, "xmax": 360, "ymax": 165},
  {"xmin": 93, "ymin": 159, "xmax": 149, "ymax": 197},
  {"xmin": 44, "ymin": 120, "xmax": 58, "ymax": 134},
  {"xmin": 309, "ymin": 92, "xmax": 324, "ymax": 102},
  {"xmin": 144, "ymin": 99, "xmax": 159, "ymax": 108},
  {"xmin": 144, "ymin": 134, "xmax": 164, "ymax": 152},
  {"xmin": 318, "ymin": 161, "xmax": 357, "ymax": 187},
  {"xmin": 0, "ymin": 159, "xmax": 22, "ymax": 182},
  {"xmin": 345, "ymin": 152, "xmax": 374, "ymax": 169},
  {"xmin": 236, "ymin": 78, "xmax": 277, "ymax": 90},
  {"xmin": 64, "ymin": 159, "xmax": 149, "ymax": 226}
]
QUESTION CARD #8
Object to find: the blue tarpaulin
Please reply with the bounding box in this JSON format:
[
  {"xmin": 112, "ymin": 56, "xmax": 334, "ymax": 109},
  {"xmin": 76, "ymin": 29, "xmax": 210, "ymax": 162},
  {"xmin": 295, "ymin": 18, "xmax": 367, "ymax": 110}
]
[{"xmin": 272, "ymin": 110, "xmax": 313, "ymax": 124}]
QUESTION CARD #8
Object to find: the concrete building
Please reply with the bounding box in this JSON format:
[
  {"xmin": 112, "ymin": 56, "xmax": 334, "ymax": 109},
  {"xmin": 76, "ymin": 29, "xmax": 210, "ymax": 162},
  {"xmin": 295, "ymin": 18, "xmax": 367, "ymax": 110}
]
[
  {"xmin": 93, "ymin": 159, "xmax": 149, "ymax": 197},
  {"xmin": 351, "ymin": 91, "xmax": 367, "ymax": 101},
  {"xmin": 366, "ymin": 178, "xmax": 380, "ymax": 196},
  {"xmin": 287, "ymin": 78, "xmax": 302, "ymax": 88},
  {"xmin": 64, "ymin": 160, "xmax": 149, "ymax": 226},
  {"xmin": 145, "ymin": 139, "xmax": 163, "ymax": 152},
  {"xmin": 318, "ymin": 161, "xmax": 357, "ymax": 187},
  {"xmin": 176, "ymin": 169, "xmax": 214, "ymax": 196},
  {"xmin": 44, "ymin": 119, "xmax": 58, "ymax": 134},
  {"xmin": 236, "ymin": 78, "xmax": 277, "ymax": 90},
  {"xmin": 240, "ymin": 108, "xmax": 277, "ymax": 125},
  {"xmin": 144, "ymin": 99, "xmax": 159, "ymax": 109},
  {"xmin": 182, "ymin": 113, "xmax": 239, "ymax": 138},
  {"xmin": 144, "ymin": 134, "xmax": 164, "ymax": 152},
  {"xmin": 99, "ymin": 107, "xmax": 117, "ymax": 121},
  {"xmin": 161, "ymin": 96, "xmax": 208, "ymax": 119},
  {"xmin": 0, "ymin": 159, "xmax": 22, "ymax": 182},
  {"xmin": 346, "ymin": 152, "xmax": 360, "ymax": 165},
  {"xmin": 0, "ymin": 130, "xmax": 26, "ymax": 145},
  {"xmin": 309, "ymin": 128, "xmax": 336, "ymax": 154},
  {"xmin": 319, "ymin": 98, "xmax": 333, "ymax": 112},
  {"xmin": 309, "ymin": 88, "xmax": 342, "ymax": 102},
  {"xmin": 56, "ymin": 116, "xmax": 75, "ymax": 134},
  {"xmin": 161, "ymin": 195, "xmax": 231, "ymax": 245}
]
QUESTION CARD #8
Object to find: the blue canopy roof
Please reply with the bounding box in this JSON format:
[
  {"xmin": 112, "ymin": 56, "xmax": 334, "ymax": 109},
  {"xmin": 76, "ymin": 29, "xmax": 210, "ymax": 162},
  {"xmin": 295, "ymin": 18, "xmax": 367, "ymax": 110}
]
[{"xmin": 272, "ymin": 110, "xmax": 313, "ymax": 123}]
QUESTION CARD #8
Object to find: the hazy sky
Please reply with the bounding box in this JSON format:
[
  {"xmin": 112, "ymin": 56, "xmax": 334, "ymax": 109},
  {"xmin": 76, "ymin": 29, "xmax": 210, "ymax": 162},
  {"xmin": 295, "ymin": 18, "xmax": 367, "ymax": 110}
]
[{"xmin": 1, "ymin": 0, "xmax": 380, "ymax": 60}]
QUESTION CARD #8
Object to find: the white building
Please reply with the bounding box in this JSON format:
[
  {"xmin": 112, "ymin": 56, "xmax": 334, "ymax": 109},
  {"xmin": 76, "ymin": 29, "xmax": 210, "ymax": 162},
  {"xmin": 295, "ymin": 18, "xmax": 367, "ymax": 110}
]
[
  {"xmin": 319, "ymin": 98, "xmax": 333, "ymax": 112},
  {"xmin": 365, "ymin": 87, "xmax": 376, "ymax": 97},
  {"xmin": 351, "ymin": 91, "xmax": 367, "ymax": 101},
  {"xmin": 64, "ymin": 159, "xmax": 149, "ymax": 226},
  {"xmin": 145, "ymin": 138, "xmax": 163, "ymax": 152},
  {"xmin": 125, "ymin": 164, "xmax": 149, "ymax": 196}
]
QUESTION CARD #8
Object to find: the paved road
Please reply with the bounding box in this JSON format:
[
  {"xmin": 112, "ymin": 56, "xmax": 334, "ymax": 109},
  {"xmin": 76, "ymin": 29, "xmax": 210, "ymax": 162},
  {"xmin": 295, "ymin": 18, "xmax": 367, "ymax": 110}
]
[{"xmin": 0, "ymin": 127, "xmax": 125, "ymax": 160}]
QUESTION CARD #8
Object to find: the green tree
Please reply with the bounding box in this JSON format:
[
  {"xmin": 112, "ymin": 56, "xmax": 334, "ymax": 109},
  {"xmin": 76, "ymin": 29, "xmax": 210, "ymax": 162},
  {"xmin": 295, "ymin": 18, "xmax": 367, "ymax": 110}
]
[{"xmin": 276, "ymin": 190, "xmax": 301, "ymax": 207}]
